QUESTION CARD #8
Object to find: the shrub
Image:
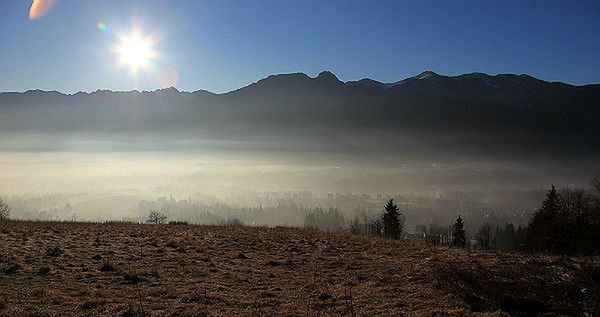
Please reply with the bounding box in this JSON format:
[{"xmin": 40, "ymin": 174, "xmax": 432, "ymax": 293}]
[
  {"xmin": 146, "ymin": 210, "xmax": 167, "ymax": 224},
  {"xmin": 123, "ymin": 271, "xmax": 144, "ymax": 284},
  {"xmin": 265, "ymin": 260, "xmax": 280, "ymax": 267},
  {"xmin": 99, "ymin": 259, "xmax": 117, "ymax": 272},
  {"xmin": 46, "ymin": 246, "xmax": 62, "ymax": 257},
  {"xmin": 38, "ymin": 265, "xmax": 51, "ymax": 275},
  {"xmin": 4, "ymin": 263, "xmax": 20, "ymax": 275},
  {"xmin": 220, "ymin": 217, "xmax": 244, "ymax": 227}
]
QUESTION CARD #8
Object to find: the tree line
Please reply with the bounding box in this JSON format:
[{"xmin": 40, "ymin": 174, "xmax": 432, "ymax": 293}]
[
  {"xmin": 429, "ymin": 177, "xmax": 600, "ymax": 255},
  {"xmin": 342, "ymin": 176, "xmax": 600, "ymax": 257},
  {"xmin": 3, "ymin": 175, "xmax": 600, "ymax": 256},
  {"xmin": 526, "ymin": 178, "xmax": 600, "ymax": 255},
  {"xmin": 347, "ymin": 199, "xmax": 406, "ymax": 238}
]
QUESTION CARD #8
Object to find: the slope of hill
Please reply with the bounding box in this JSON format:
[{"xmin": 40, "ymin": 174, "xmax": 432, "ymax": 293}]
[{"xmin": 0, "ymin": 221, "xmax": 598, "ymax": 316}]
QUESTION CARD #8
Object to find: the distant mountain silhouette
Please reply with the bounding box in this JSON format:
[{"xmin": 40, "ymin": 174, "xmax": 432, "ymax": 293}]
[{"xmin": 1, "ymin": 71, "xmax": 599, "ymax": 155}]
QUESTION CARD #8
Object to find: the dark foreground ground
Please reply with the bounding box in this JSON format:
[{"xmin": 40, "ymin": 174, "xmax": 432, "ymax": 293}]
[{"xmin": 0, "ymin": 221, "xmax": 599, "ymax": 316}]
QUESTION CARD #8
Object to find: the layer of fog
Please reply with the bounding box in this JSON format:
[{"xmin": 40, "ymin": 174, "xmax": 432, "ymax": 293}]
[{"xmin": 1, "ymin": 147, "xmax": 596, "ymax": 225}]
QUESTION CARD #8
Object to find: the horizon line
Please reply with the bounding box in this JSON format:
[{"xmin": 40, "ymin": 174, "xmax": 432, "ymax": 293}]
[{"xmin": 1, "ymin": 70, "xmax": 599, "ymax": 95}]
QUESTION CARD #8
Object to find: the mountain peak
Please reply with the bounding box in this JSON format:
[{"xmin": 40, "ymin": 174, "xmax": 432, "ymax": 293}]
[
  {"xmin": 315, "ymin": 70, "xmax": 340, "ymax": 82},
  {"xmin": 415, "ymin": 71, "xmax": 440, "ymax": 80},
  {"xmin": 155, "ymin": 86, "xmax": 179, "ymax": 93},
  {"xmin": 258, "ymin": 72, "xmax": 311, "ymax": 84}
]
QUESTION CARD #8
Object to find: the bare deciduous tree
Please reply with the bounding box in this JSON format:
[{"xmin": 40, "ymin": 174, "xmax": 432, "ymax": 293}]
[
  {"xmin": 477, "ymin": 223, "xmax": 493, "ymax": 250},
  {"xmin": 0, "ymin": 197, "xmax": 11, "ymax": 221},
  {"xmin": 591, "ymin": 174, "xmax": 600, "ymax": 195},
  {"xmin": 146, "ymin": 210, "xmax": 167, "ymax": 224}
]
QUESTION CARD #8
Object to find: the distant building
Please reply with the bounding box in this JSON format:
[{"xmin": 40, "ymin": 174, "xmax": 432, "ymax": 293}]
[
  {"xmin": 404, "ymin": 225, "xmax": 427, "ymax": 241},
  {"xmin": 360, "ymin": 194, "xmax": 372, "ymax": 200},
  {"xmin": 299, "ymin": 190, "xmax": 312, "ymax": 198},
  {"xmin": 404, "ymin": 230, "xmax": 426, "ymax": 241}
]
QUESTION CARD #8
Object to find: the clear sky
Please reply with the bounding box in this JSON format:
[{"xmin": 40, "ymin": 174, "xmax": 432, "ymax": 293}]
[{"xmin": 1, "ymin": 0, "xmax": 599, "ymax": 93}]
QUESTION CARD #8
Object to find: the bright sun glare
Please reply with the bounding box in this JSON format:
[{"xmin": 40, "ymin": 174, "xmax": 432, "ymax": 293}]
[{"xmin": 116, "ymin": 34, "xmax": 154, "ymax": 71}]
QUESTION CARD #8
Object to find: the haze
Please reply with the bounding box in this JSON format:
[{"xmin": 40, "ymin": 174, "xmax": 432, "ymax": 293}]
[{"xmin": 1, "ymin": 1, "xmax": 599, "ymax": 228}]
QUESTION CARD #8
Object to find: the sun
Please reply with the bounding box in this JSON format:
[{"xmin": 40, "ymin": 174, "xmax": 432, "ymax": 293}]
[{"xmin": 115, "ymin": 33, "xmax": 155, "ymax": 71}]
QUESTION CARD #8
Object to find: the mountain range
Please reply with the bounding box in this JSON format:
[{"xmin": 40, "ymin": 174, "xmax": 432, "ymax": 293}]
[{"xmin": 1, "ymin": 71, "xmax": 599, "ymax": 157}]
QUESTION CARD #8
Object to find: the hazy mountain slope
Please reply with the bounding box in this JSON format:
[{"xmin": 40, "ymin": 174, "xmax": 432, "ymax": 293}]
[{"xmin": 1, "ymin": 71, "xmax": 599, "ymax": 156}]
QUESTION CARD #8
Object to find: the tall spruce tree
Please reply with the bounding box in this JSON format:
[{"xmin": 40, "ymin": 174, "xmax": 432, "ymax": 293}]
[
  {"xmin": 382, "ymin": 199, "xmax": 403, "ymax": 239},
  {"xmin": 527, "ymin": 185, "xmax": 561, "ymax": 252},
  {"xmin": 452, "ymin": 215, "xmax": 467, "ymax": 247}
]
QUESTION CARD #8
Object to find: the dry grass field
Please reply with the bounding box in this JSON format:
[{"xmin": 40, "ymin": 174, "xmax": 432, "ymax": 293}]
[{"xmin": 0, "ymin": 221, "xmax": 599, "ymax": 316}]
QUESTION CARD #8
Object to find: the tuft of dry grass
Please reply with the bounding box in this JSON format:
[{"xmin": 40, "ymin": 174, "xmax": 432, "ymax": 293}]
[
  {"xmin": 99, "ymin": 259, "xmax": 117, "ymax": 272},
  {"xmin": 0, "ymin": 220, "xmax": 598, "ymax": 316},
  {"xmin": 3, "ymin": 263, "xmax": 20, "ymax": 275},
  {"xmin": 37, "ymin": 265, "xmax": 50, "ymax": 275},
  {"xmin": 45, "ymin": 245, "xmax": 62, "ymax": 257}
]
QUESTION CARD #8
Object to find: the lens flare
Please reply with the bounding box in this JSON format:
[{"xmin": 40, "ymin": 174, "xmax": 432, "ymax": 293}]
[
  {"xmin": 97, "ymin": 22, "xmax": 108, "ymax": 32},
  {"xmin": 29, "ymin": 0, "xmax": 59, "ymax": 20}
]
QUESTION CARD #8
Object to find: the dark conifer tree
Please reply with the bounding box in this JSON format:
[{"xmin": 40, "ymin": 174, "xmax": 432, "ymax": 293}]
[
  {"xmin": 382, "ymin": 199, "xmax": 403, "ymax": 239},
  {"xmin": 504, "ymin": 223, "xmax": 516, "ymax": 249},
  {"xmin": 452, "ymin": 215, "xmax": 467, "ymax": 247},
  {"xmin": 494, "ymin": 225, "xmax": 502, "ymax": 249},
  {"xmin": 515, "ymin": 225, "xmax": 527, "ymax": 250},
  {"xmin": 527, "ymin": 185, "xmax": 561, "ymax": 252}
]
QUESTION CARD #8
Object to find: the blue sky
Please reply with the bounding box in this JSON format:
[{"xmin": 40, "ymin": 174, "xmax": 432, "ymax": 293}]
[{"xmin": 1, "ymin": 0, "xmax": 599, "ymax": 93}]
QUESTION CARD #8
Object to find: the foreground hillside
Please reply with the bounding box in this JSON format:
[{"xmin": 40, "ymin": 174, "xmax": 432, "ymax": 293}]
[{"xmin": 0, "ymin": 221, "xmax": 598, "ymax": 316}]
